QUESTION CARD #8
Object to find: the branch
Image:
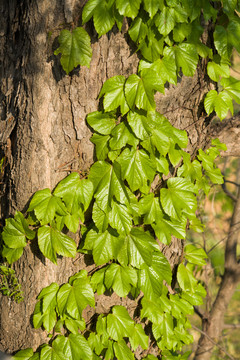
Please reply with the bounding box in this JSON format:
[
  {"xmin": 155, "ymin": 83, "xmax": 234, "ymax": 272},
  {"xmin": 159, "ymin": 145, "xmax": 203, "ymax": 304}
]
[
  {"xmin": 192, "ymin": 324, "xmax": 236, "ymax": 360},
  {"xmin": 223, "ymin": 323, "xmax": 240, "ymax": 330}
]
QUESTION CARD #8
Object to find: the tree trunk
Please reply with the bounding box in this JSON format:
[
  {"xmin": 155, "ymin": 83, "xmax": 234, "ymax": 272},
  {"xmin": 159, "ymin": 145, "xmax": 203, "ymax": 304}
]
[{"xmin": 0, "ymin": 0, "xmax": 217, "ymax": 354}]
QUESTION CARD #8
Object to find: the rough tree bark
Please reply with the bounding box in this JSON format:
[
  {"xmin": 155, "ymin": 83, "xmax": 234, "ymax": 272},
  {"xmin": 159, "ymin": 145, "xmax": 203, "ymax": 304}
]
[{"xmin": 0, "ymin": 0, "xmax": 239, "ymax": 356}]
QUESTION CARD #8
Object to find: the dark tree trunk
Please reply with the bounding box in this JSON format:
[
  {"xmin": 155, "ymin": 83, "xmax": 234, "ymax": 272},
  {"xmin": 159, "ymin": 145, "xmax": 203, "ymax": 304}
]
[{"xmin": 0, "ymin": 0, "xmax": 225, "ymax": 355}]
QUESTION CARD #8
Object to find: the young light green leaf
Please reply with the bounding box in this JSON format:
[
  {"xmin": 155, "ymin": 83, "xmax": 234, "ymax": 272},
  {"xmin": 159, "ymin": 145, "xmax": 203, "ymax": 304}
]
[
  {"xmin": 2, "ymin": 211, "xmax": 35, "ymax": 249},
  {"xmin": 155, "ymin": 6, "xmax": 176, "ymax": 36},
  {"xmin": 53, "ymin": 333, "xmax": 93, "ymax": 360},
  {"xmin": 54, "ymin": 174, "xmax": 93, "ymax": 214},
  {"xmin": 117, "ymin": 147, "xmax": 156, "ymax": 193},
  {"xmin": 28, "ymin": 189, "xmax": 68, "ymax": 225},
  {"xmin": 2, "ymin": 246, "xmax": 24, "ymax": 264},
  {"xmin": 116, "ymin": 0, "xmax": 141, "ymax": 19},
  {"xmin": 152, "ymin": 313, "xmax": 175, "ymax": 349},
  {"xmin": 141, "ymin": 297, "xmax": 166, "ymax": 323},
  {"xmin": 204, "ymin": 90, "xmax": 233, "ymax": 120},
  {"xmin": 221, "ymin": 76, "xmax": 240, "ymax": 104},
  {"xmin": 107, "ymin": 305, "xmax": 134, "ymax": 341},
  {"xmin": 98, "ymin": 76, "xmax": 129, "ymax": 115},
  {"xmin": 105, "ymin": 263, "xmax": 137, "ymax": 297},
  {"xmin": 54, "ymin": 27, "xmax": 92, "ymax": 74},
  {"xmin": 38, "ymin": 225, "xmax": 77, "ymax": 264},
  {"xmin": 87, "ymin": 111, "xmax": 116, "ymax": 135},
  {"xmin": 117, "ymin": 228, "xmax": 158, "ymax": 268},
  {"xmin": 184, "ymin": 244, "xmax": 207, "ymax": 266},
  {"xmin": 143, "ymin": 0, "xmax": 164, "ymax": 18},
  {"xmin": 160, "ymin": 178, "xmax": 197, "ymax": 220},
  {"xmin": 89, "ymin": 161, "xmax": 129, "ymax": 211},
  {"xmin": 82, "ymin": 0, "xmax": 115, "ymax": 37},
  {"xmin": 129, "ymin": 323, "xmax": 149, "ymax": 351},
  {"xmin": 170, "ymin": 294, "xmax": 194, "ymax": 318},
  {"xmin": 113, "ymin": 340, "xmax": 135, "ymax": 360},
  {"xmin": 57, "ymin": 277, "xmax": 95, "ymax": 319},
  {"xmin": 177, "ymin": 263, "xmax": 198, "ymax": 292},
  {"xmin": 207, "ymin": 61, "xmax": 230, "ymax": 82},
  {"xmin": 109, "ymin": 200, "xmax": 132, "ymax": 235},
  {"xmin": 12, "ymin": 348, "xmax": 34, "ymax": 360},
  {"xmin": 84, "ymin": 228, "xmax": 122, "ymax": 265}
]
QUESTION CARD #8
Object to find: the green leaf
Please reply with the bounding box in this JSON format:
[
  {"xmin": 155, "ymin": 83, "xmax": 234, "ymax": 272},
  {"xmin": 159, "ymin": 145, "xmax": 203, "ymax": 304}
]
[
  {"xmin": 28, "ymin": 189, "xmax": 68, "ymax": 225},
  {"xmin": 227, "ymin": 18, "xmax": 240, "ymax": 54},
  {"xmin": 91, "ymin": 133, "xmax": 110, "ymax": 161},
  {"xmin": 87, "ymin": 111, "xmax": 116, "ymax": 135},
  {"xmin": 37, "ymin": 282, "xmax": 59, "ymax": 313},
  {"xmin": 170, "ymin": 294, "xmax": 193, "ymax": 318},
  {"xmin": 65, "ymin": 318, "xmax": 86, "ymax": 334},
  {"xmin": 139, "ymin": 28, "xmax": 164, "ymax": 62},
  {"xmin": 33, "ymin": 301, "xmax": 57, "ymax": 332},
  {"xmin": 107, "ymin": 305, "xmax": 134, "ymax": 341},
  {"xmin": 54, "ymin": 174, "xmax": 93, "ymax": 215},
  {"xmin": 109, "ymin": 200, "xmax": 132, "ymax": 235},
  {"xmin": 152, "ymin": 216, "xmax": 187, "ymax": 245},
  {"xmin": 204, "ymin": 90, "xmax": 233, "ymax": 120},
  {"xmin": 184, "ymin": 244, "xmax": 207, "ymax": 266},
  {"xmin": 125, "ymin": 71, "xmax": 163, "ymax": 111},
  {"xmin": 177, "ymin": 263, "xmax": 198, "ymax": 292},
  {"xmin": 141, "ymin": 297, "xmax": 166, "ymax": 323},
  {"xmin": 109, "ymin": 121, "xmax": 139, "ymax": 150},
  {"xmin": 113, "ymin": 340, "xmax": 134, "ymax": 360},
  {"xmin": 117, "ymin": 147, "xmax": 156, "ymax": 193},
  {"xmin": 99, "ymin": 76, "xmax": 129, "ymax": 115},
  {"xmin": 38, "ymin": 225, "xmax": 77, "ymax": 264},
  {"xmin": 82, "ymin": 0, "xmax": 115, "ymax": 37},
  {"xmin": 105, "ymin": 263, "xmax": 137, "ymax": 297},
  {"xmin": 53, "ymin": 334, "xmax": 93, "ymax": 360},
  {"xmin": 89, "ymin": 161, "xmax": 129, "ymax": 211},
  {"xmin": 143, "ymin": 0, "xmax": 164, "ymax": 18},
  {"xmin": 12, "ymin": 349, "xmax": 34, "ymax": 360},
  {"xmin": 152, "ymin": 313, "xmax": 175, "ymax": 349},
  {"xmin": 221, "ymin": 76, "xmax": 240, "ymax": 104},
  {"xmin": 160, "ymin": 178, "xmax": 197, "ymax": 220},
  {"xmin": 207, "ymin": 61, "xmax": 230, "ymax": 82},
  {"xmin": 155, "ymin": 6, "xmax": 176, "ymax": 36},
  {"xmin": 140, "ymin": 193, "xmax": 162, "ymax": 224},
  {"xmin": 116, "ymin": 0, "xmax": 141, "ymax": 19},
  {"xmin": 164, "ymin": 43, "xmax": 198, "ymax": 77},
  {"xmin": 214, "ymin": 25, "xmax": 231, "ymax": 60},
  {"xmin": 129, "ymin": 323, "xmax": 149, "ymax": 351},
  {"xmin": 54, "ymin": 27, "xmax": 92, "ymax": 74},
  {"xmin": 2, "ymin": 246, "xmax": 24, "ymax": 264},
  {"xmin": 139, "ymin": 252, "xmax": 172, "ymax": 299},
  {"xmin": 57, "ymin": 276, "xmax": 95, "ymax": 319},
  {"xmin": 117, "ymin": 228, "xmax": 158, "ymax": 268},
  {"xmin": 198, "ymin": 148, "xmax": 224, "ymax": 184},
  {"xmin": 40, "ymin": 343, "xmax": 63, "ymax": 360},
  {"xmin": 2, "ymin": 211, "xmax": 35, "ymax": 249},
  {"xmin": 84, "ymin": 228, "xmax": 122, "ymax": 265}
]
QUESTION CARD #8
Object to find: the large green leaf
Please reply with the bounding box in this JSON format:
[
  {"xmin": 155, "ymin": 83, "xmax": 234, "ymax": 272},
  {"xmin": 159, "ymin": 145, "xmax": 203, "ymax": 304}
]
[
  {"xmin": 12, "ymin": 348, "xmax": 35, "ymax": 360},
  {"xmin": 184, "ymin": 244, "xmax": 207, "ymax": 266},
  {"xmin": 129, "ymin": 323, "xmax": 149, "ymax": 351},
  {"xmin": 54, "ymin": 28, "xmax": 92, "ymax": 74},
  {"xmin": 170, "ymin": 294, "xmax": 193, "ymax": 318},
  {"xmin": 139, "ymin": 252, "xmax": 172, "ymax": 299},
  {"xmin": 160, "ymin": 178, "xmax": 197, "ymax": 220},
  {"xmin": 54, "ymin": 173, "xmax": 93, "ymax": 215},
  {"xmin": 117, "ymin": 228, "xmax": 158, "ymax": 268},
  {"xmin": 82, "ymin": 0, "xmax": 115, "ymax": 36},
  {"xmin": 109, "ymin": 121, "xmax": 139, "ymax": 150},
  {"xmin": 40, "ymin": 343, "xmax": 65, "ymax": 360},
  {"xmin": 164, "ymin": 43, "xmax": 198, "ymax": 77},
  {"xmin": 140, "ymin": 193, "xmax": 162, "ymax": 224},
  {"xmin": 105, "ymin": 263, "xmax": 137, "ymax": 297},
  {"xmin": 143, "ymin": 0, "xmax": 164, "ymax": 18},
  {"xmin": 152, "ymin": 313, "xmax": 175, "ymax": 350},
  {"xmin": 116, "ymin": 0, "xmax": 141, "ymax": 19},
  {"xmin": 98, "ymin": 76, "xmax": 129, "ymax": 115},
  {"xmin": 152, "ymin": 216, "xmax": 187, "ymax": 245},
  {"xmin": 204, "ymin": 90, "xmax": 233, "ymax": 120},
  {"xmin": 87, "ymin": 111, "xmax": 116, "ymax": 135},
  {"xmin": 84, "ymin": 228, "xmax": 122, "ymax": 265},
  {"xmin": 89, "ymin": 161, "xmax": 129, "ymax": 211},
  {"xmin": 57, "ymin": 274, "xmax": 95, "ymax": 319},
  {"xmin": 2, "ymin": 246, "xmax": 24, "ymax": 264},
  {"xmin": 113, "ymin": 340, "xmax": 134, "ymax": 360},
  {"xmin": 207, "ymin": 60, "xmax": 230, "ymax": 82},
  {"xmin": 91, "ymin": 134, "xmax": 110, "ymax": 161},
  {"xmin": 117, "ymin": 147, "xmax": 156, "ymax": 193},
  {"xmin": 155, "ymin": 6, "xmax": 176, "ymax": 36},
  {"xmin": 107, "ymin": 306, "xmax": 134, "ymax": 341},
  {"xmin": 221, "ymin": 76, "xmax": 240, "ymax": 104},
  {"xmin": 177, "ymin": 263, "xmax": 198, "ymax": 293},
  {"xmin": 53, "ymin": 334, "xmax": 93, "ymax": 360},
  {"xmin": 37, "ymin": 282, "xmax": 59, "ymax": 313},
  {"xmin": 28, "ymin": 189, "xmax": 67, "ymax": 225},
  {"xmin": 33, "ymin": 301, "xmax": 57, "ymax": 333},
  {"xmin": 109, "ymin": 200, "xmax": 132, "ymax": 235},
  {"xmin": 141, "ymin": 297, "xmax": 166, "ymax": 323},
  {"xmin": 2, "ymin": 211, "xmax": 35, "ymax": 249},
  {"xmin": 38, "ymin": 225, "xmax": 77, "ymax": 264}
]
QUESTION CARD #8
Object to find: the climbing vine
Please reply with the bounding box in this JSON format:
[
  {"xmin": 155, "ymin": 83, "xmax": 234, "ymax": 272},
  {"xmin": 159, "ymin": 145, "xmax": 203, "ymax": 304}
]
[{"xmin": 1, "ymin": 0, "xmax": 240, "ymax": 359}]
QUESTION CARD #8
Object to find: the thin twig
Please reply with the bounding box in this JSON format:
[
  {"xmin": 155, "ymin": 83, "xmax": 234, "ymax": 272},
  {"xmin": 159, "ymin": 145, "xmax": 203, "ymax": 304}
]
[{"xmin": 192, "ymin": 324, "xmax": 236, "ymax": 360}]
